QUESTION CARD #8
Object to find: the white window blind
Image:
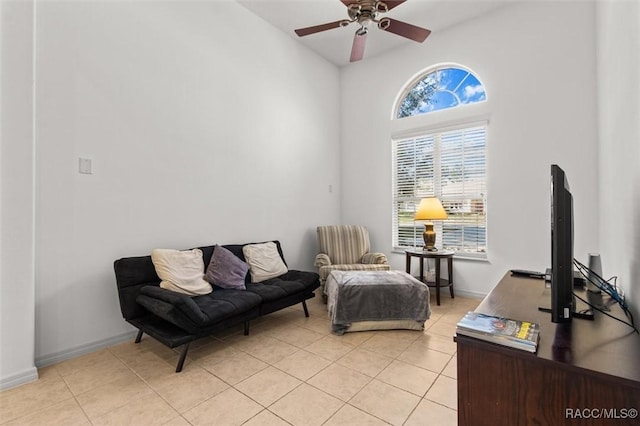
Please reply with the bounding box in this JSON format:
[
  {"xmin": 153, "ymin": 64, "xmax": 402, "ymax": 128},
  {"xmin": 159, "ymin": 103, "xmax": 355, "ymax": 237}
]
[{"xmin": 392, "ymin": 124, "xmax": 487, "ymax": 257}]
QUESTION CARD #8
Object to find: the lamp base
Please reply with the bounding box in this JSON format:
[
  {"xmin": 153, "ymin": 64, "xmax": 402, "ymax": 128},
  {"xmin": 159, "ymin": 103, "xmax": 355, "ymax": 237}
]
[{"xmin": 422, "ymin": 223, "xmax": 436, "ymax": 251}]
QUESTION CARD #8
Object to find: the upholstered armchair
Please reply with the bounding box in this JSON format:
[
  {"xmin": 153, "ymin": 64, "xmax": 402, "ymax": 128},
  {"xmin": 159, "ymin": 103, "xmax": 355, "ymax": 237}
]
[{"xmin": 315, "ymin": 225, "xmax": 390, "ymax": 302}]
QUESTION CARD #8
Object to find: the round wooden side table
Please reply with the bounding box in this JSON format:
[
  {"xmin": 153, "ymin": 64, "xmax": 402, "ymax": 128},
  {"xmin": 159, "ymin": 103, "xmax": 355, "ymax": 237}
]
[{"xmin": 405, "ymin": 249, "xmax": 454, "ymax": 306}]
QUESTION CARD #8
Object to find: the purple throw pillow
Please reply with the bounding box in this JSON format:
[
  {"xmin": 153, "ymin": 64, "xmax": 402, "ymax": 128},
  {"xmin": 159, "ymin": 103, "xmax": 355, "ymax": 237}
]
[{"xmin": 204, "ymin": 245, "xmax": 249, "ymax": 290}]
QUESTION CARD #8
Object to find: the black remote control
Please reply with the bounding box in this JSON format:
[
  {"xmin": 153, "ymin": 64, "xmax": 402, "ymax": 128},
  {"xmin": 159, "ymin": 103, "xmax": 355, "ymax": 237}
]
[{"xmin": 510, "ymin": 269, "xmax": 546, "ymax": 279}]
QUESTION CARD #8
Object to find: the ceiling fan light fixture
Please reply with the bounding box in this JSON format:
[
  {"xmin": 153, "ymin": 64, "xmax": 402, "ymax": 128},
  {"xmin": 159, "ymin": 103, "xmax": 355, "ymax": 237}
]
[
  {"xmin": 376, "ymin": 1, "xmax": 389, "ymax": 13},
  {"xmin": 348, "ymin": 3, "xmax": 361, "ymax": 15},
  {"xmin": 360, "ymin": 16, "xmax": 373, "ymax": 28},
  {"xmin": 378, "ymin": 18, "xmax": 390, "ymax": 30}
]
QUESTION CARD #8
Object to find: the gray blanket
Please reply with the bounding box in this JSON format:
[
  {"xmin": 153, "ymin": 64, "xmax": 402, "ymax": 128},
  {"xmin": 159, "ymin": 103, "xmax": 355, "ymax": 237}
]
[{"xmin": 326, "ymin": 270, "xmax": 431, "ymax": 334}]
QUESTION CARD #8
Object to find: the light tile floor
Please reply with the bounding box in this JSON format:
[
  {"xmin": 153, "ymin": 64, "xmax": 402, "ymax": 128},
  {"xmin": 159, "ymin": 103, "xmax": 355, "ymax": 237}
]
[{"xmin": 0, "ymin": 292, "xmax": 480, "ymax": 426}]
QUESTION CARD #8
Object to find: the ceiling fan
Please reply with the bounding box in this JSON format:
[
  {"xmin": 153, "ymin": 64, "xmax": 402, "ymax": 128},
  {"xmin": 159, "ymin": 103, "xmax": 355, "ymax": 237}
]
[{"xmin": 294, "ymin": 0, "xmax": 431, "ymax": 63}]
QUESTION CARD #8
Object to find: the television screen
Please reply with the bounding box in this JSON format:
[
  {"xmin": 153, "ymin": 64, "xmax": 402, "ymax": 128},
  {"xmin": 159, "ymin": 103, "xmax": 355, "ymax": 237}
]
[{"xmin": 551, "ymin": 164, "xmax": 574, "ymax": 323}]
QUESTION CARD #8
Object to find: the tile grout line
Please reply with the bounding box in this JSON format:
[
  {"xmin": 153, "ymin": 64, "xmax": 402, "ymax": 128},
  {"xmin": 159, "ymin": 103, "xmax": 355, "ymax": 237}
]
[{"xmin": 5, "ymin": 295, "xmax": 478, "ymax": 425}]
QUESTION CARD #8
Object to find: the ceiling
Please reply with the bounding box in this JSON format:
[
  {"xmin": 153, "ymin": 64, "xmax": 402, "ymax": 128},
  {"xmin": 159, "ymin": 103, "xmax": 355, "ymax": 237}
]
[{"xmin": 238, "ymin": 0, "xmax": 507, "ymax": 67}]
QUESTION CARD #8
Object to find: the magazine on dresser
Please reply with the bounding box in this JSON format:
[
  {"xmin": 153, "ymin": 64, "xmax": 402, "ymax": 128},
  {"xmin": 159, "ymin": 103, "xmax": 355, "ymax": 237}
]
[{"xmin": 456, "ymin": 311, "xmax": 540, "ymax": 353}]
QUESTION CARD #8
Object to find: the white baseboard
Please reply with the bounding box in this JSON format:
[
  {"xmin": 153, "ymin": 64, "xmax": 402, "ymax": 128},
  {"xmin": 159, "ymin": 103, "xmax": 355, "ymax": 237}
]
[
  {"xmin": 454, "ymin": 289, "xmax": 488, "ymax": 300},
  {"xmin": 0, "ymin": 366, "xmax": 39, "ymax": 391},
  {"xmin": 35, "ymin": 330, "xmax": 138, "ymax": 368}
]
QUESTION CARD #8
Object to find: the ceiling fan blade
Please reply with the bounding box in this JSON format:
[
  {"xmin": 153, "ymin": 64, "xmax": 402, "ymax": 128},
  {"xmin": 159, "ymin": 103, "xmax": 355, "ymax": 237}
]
[
  {"xmin": 350, "ymin": 30, "xmax": 367, "ymax": 62},
  {"xmin": 381, "ymin": 18, "xmax": 431, "ymax": 42},
  {"xmin": 295, "ymin": 20, "xmax": 347, "ymax": 37},
  {"xmin": 380, "ymin": 0, "xmax": 407, "ymax": 11}
]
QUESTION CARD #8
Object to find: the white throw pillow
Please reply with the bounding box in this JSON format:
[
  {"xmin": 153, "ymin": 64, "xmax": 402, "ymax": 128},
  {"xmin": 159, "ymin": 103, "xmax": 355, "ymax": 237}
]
[
  {"xmin": 242, "ymin": 242, "xmax": 288, "ymax": 283},
  {"xmin": 151, "ymin": 248, "xmax": 212, "ymax": 295}
]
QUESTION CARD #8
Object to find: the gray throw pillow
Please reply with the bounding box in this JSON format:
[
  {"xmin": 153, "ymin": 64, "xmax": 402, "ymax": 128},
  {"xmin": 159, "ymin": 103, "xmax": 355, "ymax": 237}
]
[{"xmin": 204, "ymin": 245, "xmax": 249, "ymax": 290}]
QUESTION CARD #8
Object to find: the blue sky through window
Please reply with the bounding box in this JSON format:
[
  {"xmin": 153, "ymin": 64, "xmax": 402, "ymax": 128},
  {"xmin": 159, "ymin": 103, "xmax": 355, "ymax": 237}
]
[{"xmin": 398, "ymin": 67, "xmax": 486, "ymax": 117}]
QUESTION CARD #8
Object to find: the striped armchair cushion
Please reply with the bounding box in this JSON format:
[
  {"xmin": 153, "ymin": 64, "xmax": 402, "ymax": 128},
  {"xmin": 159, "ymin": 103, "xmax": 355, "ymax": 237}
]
[{"xmin": 317, "ymin": 225, "xmax": 371, "ymax": 265}]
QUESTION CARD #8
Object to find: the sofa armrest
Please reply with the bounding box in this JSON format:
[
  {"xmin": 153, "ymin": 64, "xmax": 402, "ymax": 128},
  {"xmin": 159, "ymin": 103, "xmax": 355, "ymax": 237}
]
[
  {"xmin": 138, "ymin": 286, "xmax": 207, "ymax": 326},
  {"xmin": 314, "ymin": 253, "xmax": 332, "ymax": 268},
  {"xmin": 362, "ymin": 252, "xmax": 389, "ymax": 265}
]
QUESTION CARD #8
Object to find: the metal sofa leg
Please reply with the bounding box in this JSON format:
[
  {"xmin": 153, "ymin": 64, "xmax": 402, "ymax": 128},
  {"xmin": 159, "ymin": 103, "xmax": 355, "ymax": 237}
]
[
  {"xmin": 134, "ymin": 330, "xmax": 144, "ymax": 343},
  {"xmin": 175, "ymin": 342, "xmax": 190, "ymax": 373},
  {"xmin": 302, "ymin": 300, "xmax": 310, "ymax": 317},
  {"xmin": 244, "ymin": 321, "xmax": 250, "ymax": 336}
]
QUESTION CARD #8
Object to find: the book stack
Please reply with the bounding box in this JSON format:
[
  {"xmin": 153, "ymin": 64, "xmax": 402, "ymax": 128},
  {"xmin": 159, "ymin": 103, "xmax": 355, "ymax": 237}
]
[{"xmin": 456, "ymin": 312, "xmax": 540, "ymax": 353}]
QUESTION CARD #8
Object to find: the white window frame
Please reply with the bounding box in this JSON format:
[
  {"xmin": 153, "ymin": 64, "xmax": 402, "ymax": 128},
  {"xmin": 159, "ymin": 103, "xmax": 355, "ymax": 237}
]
[{"xmin": 391, "ymin": 65, "xmax": 490, "ymax": 260}]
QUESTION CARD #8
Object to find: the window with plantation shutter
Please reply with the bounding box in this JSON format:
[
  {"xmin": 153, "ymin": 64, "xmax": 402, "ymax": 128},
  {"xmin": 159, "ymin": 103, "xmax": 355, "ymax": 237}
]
[{"xmin": 392, "ymin": 65, "xmax": 488, "ymax": 258}]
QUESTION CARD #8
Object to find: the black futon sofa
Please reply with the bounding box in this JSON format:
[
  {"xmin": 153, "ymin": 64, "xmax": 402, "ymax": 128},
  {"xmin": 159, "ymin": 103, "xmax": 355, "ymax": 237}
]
[{"xmin": 113, "ymin": 241, "xmax": 320, "ymax": 372}]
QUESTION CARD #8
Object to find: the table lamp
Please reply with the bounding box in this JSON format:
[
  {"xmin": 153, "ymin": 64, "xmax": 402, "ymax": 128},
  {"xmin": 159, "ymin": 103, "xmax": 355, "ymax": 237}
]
[{"xmin": 414, "ymin": 197, "xmax": 448, "ymax": 251}]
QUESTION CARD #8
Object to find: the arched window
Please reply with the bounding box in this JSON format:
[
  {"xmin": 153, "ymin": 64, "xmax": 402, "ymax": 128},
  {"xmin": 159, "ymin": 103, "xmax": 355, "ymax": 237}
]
[
  {"xmin": 396, "ymin": 66, "xmax": 486, "ymax": 118},
  {"xmin": 392, "ymin": 65, "xmax": 488, "ymax": 258}
]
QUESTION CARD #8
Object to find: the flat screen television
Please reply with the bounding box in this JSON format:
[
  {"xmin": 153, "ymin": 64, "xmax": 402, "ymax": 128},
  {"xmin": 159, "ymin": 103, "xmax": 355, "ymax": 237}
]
[{"xmin": 550, "ymin": 164, "xmax": 574, "ymax": 323}]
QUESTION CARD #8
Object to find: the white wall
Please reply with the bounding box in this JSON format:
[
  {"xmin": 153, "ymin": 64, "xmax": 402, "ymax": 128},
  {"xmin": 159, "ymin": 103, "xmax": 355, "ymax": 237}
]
[
  {"xmin": 33, "ymin": 1, "xmax": 340, "ymax": 365},
  {"xmin": 0, "ymin": 0, "xmax": 38, "ymax": 389},
  {"xmin": 596, "ymin": 0, "xmax": 640, "ymax": 321},
  {"xmin": 340, "ymin": 1, "xmax": 599, "ymax": 297}
]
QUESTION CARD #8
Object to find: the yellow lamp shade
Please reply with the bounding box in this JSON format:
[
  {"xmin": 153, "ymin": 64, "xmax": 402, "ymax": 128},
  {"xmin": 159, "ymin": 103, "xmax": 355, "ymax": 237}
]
[{"xmin": 414, "ymin": 197, "xmax": 448, "ymax": 220}]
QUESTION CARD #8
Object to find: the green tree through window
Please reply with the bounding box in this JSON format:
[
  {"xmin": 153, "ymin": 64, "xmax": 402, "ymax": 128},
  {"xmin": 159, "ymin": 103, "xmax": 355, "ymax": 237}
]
[{"xmin": 397, "ymin": 67, "xmax": 486, "ymax": 118}]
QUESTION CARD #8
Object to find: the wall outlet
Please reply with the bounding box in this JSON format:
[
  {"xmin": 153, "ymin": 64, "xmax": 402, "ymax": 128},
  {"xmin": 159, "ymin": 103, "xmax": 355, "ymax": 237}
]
[{"xmin": 78, "ymin": 158, "xmax": 92, "ymax": 174}]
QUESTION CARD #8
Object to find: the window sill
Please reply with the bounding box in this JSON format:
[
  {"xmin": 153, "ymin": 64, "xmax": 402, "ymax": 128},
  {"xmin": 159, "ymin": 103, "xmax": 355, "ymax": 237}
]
[{"xmin": 391, "ymin": 248, "xmax": 489, "ymax": 262}]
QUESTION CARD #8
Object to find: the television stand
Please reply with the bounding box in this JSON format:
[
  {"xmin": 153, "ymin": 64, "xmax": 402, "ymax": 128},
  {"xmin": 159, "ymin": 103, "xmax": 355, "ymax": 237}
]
[
  {"xmin": 537, "ymin": 305, "xmax": 594, "ymax": 320},
  {"xmin": 538, "ymin": 291, "xmax": 599, "ymax": 320},
  {"xmin": 538, "ymin": 286, "xmax": 609, "ymax": 321},
  {"xmin": 538, "ymin": 268, "xmax": 598, "ymax": 320}
]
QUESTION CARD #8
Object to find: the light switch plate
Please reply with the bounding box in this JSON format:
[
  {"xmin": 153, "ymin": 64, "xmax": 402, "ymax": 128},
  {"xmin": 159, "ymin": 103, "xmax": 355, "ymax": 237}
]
[{"xmin": 79, "ymin": 158, "xmax": 92, "ymax": 174}]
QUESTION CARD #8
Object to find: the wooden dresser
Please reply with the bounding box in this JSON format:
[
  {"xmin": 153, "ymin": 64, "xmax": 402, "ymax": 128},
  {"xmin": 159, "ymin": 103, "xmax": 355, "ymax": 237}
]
[{"xmin": 456, "ymin": 272, "xmax": 640, "ymax": 425}]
